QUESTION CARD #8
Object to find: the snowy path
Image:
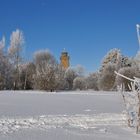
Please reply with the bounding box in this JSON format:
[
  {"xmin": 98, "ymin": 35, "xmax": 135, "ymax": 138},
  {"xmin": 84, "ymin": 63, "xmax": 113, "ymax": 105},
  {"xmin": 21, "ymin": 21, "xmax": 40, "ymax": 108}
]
[{"xmin": 0, "ymin": 113, "xmax": 126, "ymax": 135}]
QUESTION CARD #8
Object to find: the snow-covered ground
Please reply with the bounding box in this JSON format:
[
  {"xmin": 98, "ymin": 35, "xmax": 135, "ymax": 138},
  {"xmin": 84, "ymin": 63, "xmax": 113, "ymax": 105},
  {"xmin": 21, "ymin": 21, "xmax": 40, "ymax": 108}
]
[{"xmin": 0, "ymin": 91, "xmax": 139, "ymax": 140}]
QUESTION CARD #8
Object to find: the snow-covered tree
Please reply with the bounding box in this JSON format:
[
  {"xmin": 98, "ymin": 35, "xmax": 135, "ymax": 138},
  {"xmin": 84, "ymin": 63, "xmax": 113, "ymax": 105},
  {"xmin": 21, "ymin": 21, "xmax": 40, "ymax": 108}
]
[
  {"xmin": 74, "ymin": 65, "xmax": 85, "ymax": 77},
  {"xmin": 134, "ymin": 51, "xmax": 140, "ymax": 70},
  {"xmin": 33, "ymin": 50, "xmax": 58, "ymax": 91},
  {"xmin": 24, "ymin": 62, "xmax": 36, "ymax": 89},
  {"xmin": 17, "ymin": 62, "xmax": 36, "ymax": 90},
  {"xmin": 101, "ymin": 48, "xmax": 133, "ymax": 71},
  {"xmin": 98, "ymin": 48, "xmax": 133, "ymax": 91},
  {"xmin": 8, "ymin": 29, "xmax": 24, "ymax": 89},
  {"xmin": 73, "ymin": 77, "xmax": 86, "ymax": 90},
  {"xmin": 55, "ymin": 65, "xmax": 67, "ymax": 90},
  {"xmin": 101, "ymin": 48, "xmax": 121, "ymax": 71},
  {"xmin": 8, "ymin": 29, "xmax": 24, "ymax": 64},
  {"xmin": 86, "ymin": 73, "xmax": 99, "ymax": 90},
  {"xmin": 0, "ymin": 36, "xmax": 12, "ymax": 89},
  {"xmin": 98, "ymin": 63, "xmax": 117, "ymax": 91},
  {"xmin": 120, "ymin": 56, "xmax": 132, "ymax": 68},
  {"xmin": 0, "ymin": 36, "xmax": 5, "ymax": 51},
  {"xmin": 65, "ymin": 67, "xmax": 77, "ymax": 90}
]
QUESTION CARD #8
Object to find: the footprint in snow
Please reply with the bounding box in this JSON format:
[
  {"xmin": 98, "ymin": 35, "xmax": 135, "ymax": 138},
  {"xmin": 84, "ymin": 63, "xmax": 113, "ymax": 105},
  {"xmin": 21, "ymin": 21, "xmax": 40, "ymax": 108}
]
[{"xmin": 84, "ymin": 109, "xmax": 91, "ymax": 112}]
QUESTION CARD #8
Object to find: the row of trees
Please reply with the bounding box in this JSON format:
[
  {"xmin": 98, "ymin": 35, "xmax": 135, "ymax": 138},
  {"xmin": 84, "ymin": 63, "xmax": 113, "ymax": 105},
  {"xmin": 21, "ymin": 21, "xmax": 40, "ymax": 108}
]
[
  {"xmin": 0, "ymin": 29, "xmax": 140, "ymax": 91},
  {"xmin": 0, "ymin": 29, "xmax": 87, "ymax": 91},
  {"xmin": 71, "ymin": 49, "xmax": 140, "ymax": 91},
  {"xmin": 72, "ymin": 48, "xmax": 140, "ymax": 91},
  {"xmin": 0, "ymin": 29, "xmax": 24, "ymax": 90}
]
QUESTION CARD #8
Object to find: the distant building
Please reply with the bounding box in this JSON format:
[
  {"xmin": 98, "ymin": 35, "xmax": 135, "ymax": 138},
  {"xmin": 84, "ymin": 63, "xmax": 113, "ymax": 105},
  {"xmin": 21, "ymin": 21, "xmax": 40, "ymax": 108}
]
[{"xmin": 60, "ymin": 49, "xmax": 70, "ymax": 69}]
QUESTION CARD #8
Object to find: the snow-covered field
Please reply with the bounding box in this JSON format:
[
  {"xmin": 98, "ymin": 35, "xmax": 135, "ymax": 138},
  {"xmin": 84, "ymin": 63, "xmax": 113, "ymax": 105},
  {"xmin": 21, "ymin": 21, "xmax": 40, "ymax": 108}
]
[{"xmin": 0, "ymin": 91, "xmax": 139, "ymax": 140}]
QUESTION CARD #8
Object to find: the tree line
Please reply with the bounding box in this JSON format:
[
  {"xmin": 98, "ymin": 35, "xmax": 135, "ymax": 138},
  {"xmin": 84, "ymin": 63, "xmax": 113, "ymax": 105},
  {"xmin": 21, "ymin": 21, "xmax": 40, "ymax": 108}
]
[{"xmin": 0, "ymin": 29, "xmax": 140, "ymax": 91}]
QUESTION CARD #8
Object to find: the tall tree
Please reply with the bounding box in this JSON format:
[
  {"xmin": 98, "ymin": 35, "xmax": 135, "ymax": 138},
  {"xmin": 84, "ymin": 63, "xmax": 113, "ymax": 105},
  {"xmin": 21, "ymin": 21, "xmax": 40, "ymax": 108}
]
[
  {"xmin": 0, "ymin": 36, "xmax": 5, "ymax": 51},
  {"xmin": 0, "ymin": 36, "xmax": 12, "ymax": 89},
  {"xmin": 100, "ymin": 48, "xmax": 121, "ymax": 72},
  {"xmin": 8, "ymin": 29, "xmax": 24, "ymax": 89},
  {"xmin": 98, "ymin": 63, "xmax": 117, "ymax": 91},
  {"xmin": 33, "ymin": 50, "xmax": 58, "ymax": 91}
]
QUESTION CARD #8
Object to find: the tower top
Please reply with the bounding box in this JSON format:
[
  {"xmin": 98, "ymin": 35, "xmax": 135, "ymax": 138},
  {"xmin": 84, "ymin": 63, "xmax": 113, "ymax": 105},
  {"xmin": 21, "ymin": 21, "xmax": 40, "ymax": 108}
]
[
  {"xmin": 62, "ymin": 48, "xmax": 67, "ymax": 53},
  {"xmin": 63, "ymin": 48, "xmax": 66, "ymax": 52},
  {"xmin": 61, "ymin": 48, "xmax": 69, "ymax": 56},
  {"xmin": 60, "ymin": 49, "xmax": 70, "ymax": 69}
]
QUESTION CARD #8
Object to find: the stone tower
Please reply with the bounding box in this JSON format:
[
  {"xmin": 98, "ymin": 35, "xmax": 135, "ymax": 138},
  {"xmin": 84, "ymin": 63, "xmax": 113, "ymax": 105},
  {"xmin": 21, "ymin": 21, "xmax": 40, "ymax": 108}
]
[{"xmin": 60, "ymin": 49, "xmax": 70, "ymax": 69}]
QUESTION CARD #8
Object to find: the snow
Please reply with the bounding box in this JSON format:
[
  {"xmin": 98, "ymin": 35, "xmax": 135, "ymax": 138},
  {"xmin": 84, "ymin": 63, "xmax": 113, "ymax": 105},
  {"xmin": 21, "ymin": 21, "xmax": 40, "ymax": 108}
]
[
  {"xmin": 0, "ymin": 90, "xmax": 139, "ymax": 140},
  {"xmin": 0, "ymin": 113, "xmax": 126, "ymax": 134}
]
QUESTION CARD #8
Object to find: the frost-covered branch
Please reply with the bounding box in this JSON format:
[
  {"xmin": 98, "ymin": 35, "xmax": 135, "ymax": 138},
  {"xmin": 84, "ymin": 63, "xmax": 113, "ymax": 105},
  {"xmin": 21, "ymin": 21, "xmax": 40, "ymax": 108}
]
[{"xmin": 115, "ymin": 71, "xmax": 140, "ymax": 134}]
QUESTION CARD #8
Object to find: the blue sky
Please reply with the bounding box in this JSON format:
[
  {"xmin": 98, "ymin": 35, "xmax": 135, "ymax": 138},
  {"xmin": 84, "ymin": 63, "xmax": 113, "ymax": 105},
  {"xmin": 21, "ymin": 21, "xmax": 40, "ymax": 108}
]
[{"xmin": 0, "ymin": 0, "xmax": 140, "ymax": 72}]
